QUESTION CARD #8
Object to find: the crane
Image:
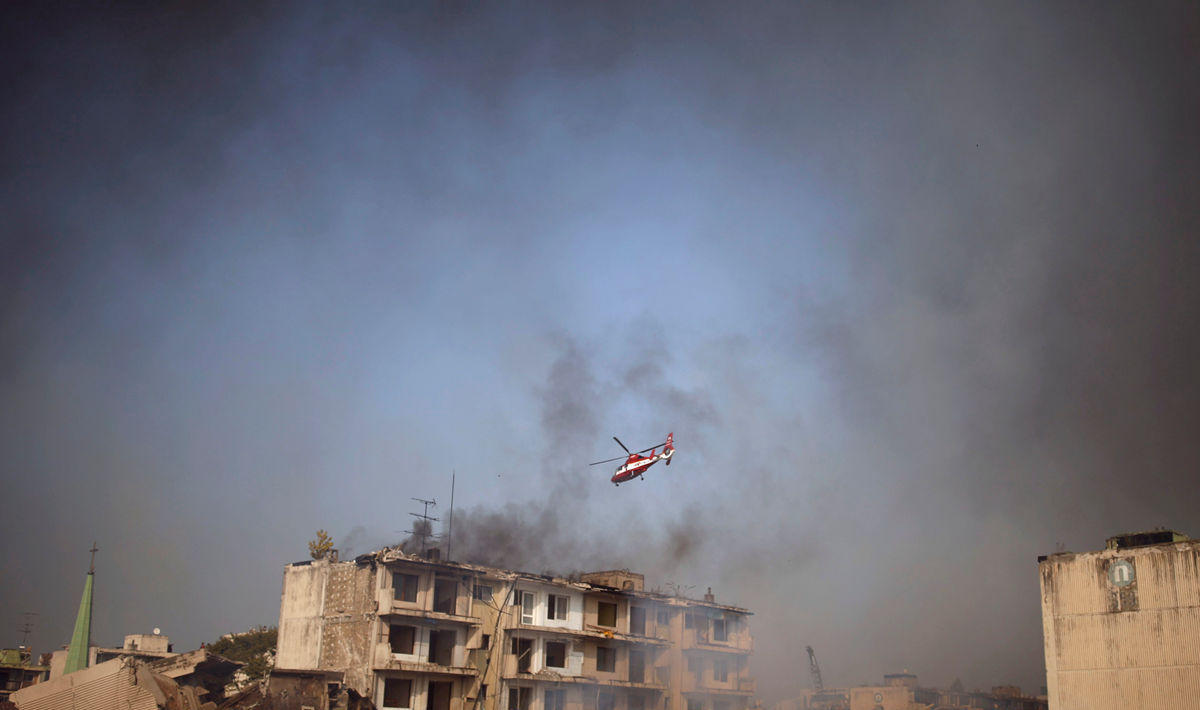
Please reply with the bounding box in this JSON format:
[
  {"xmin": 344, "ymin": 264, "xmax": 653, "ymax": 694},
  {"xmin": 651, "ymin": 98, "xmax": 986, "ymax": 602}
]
[{"xmin": 806, "ymin": 645, "xmax": 824, "ymax": 691}]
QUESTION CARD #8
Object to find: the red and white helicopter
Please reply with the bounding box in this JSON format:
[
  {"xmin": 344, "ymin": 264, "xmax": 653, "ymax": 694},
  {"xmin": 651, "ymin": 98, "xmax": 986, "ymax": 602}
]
[{"xmin": 590, "ymin": 433, "xmax": 675, "ymax": 485}]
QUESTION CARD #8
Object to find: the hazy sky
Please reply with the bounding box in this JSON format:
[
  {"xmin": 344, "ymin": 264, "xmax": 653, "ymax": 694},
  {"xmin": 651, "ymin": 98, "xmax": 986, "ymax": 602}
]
[{"xmin": 2, "ymin": 2, "xmax": 1198, "ymax": 700}]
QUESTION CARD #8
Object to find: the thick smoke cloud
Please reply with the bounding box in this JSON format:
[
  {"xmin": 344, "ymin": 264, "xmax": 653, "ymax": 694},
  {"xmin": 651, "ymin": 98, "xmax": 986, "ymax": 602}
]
[{"xmin": 2, "ymin": 1, "xmax": 1199, "ymax": 704}]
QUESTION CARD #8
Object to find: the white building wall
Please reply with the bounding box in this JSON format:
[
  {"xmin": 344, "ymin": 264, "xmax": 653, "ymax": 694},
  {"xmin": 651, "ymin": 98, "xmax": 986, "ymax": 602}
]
[
  {"xmin": 276, "ymin": 561, "xmax": 328, "ymax": 669},
  {"xmin": 1040, "ymin": 540, "xmax": 1200, "ymax": 710},
  {"xmin": 514, "ymin": 584, "xmax": 584, "ymax": 630}
]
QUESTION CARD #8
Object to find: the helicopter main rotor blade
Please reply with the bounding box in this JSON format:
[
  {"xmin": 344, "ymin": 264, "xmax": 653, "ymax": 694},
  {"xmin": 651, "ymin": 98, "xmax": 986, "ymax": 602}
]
[
  {"xmin": 590, "ymin": 455, "xmax": 627, "ymax": 466},
  {"xmin": 613, "ymin": 436, "xmax": 631, "ymax": 454},
  {"xmin": 635, "ymin": 442, "xmax": 668, "ymax": 454}
]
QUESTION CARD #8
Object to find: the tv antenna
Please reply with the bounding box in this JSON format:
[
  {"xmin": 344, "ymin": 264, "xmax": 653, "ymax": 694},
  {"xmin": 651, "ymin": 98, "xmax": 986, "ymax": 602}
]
[
  {"xmin": 406, "ymin": 497, "xmax": 439, "ymax": 553},
  {"xmin": 18, "ymin": 612, "xmax": 38, "ymax": 647},
  {"xmin": 665, "ymin": 582, "xmax": 695, "ymax": 598}
]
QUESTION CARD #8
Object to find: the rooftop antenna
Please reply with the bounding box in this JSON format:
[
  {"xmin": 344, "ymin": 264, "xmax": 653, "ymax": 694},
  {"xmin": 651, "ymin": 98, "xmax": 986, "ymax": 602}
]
[
  {"xmin": 407, "ymin": 497, "xmax": 439, "ymax": 553},
  {"xmin": 18, "ymin": 612, "xmax": 38, "ymax": 648},
  {"xmin": 446, "ymin": 472, "xmax": 456, "ymax": 561},
  {"xmin": 665, "ymin": 582, "xmax": 695, "ymax": 598}
]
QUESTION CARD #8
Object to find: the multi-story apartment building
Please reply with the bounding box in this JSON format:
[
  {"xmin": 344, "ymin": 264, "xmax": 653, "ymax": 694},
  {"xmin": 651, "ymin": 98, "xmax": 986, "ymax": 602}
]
[
  {"xmin": 1038, "ymin": 530, "xmax": 1199, "ymax": 710},
  {"xmin": 275, "ymin": 549, "xmax": 755, "ymax": 710}
]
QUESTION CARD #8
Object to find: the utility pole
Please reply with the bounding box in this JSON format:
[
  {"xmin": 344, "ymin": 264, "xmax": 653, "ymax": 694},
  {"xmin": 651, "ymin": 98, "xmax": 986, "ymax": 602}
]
[{"xmin": 447, "ymin": 472, "xmax": 455, "ymax": 560}]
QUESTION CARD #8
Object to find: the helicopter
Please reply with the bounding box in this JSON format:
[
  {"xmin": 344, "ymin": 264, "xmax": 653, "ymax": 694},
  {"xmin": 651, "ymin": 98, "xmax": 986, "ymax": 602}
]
[{"xmin": 590, "ymin": 433, "xmax": 674, "ymax": 485}]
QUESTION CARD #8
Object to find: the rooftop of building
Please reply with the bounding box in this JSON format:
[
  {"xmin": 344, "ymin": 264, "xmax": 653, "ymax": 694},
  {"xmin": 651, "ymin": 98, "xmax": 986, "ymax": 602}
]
[
  {"xmin": 287, "ymin": 546, "xmax": 752, "ymax": 614},
  {"xmin": 1105, "ymin": 529, "xmax": 1189, "ymax": 550},
  {"xmin": 0, "ymin": 647, "xmax": 46, "ymax": 671},
  {"xmin": 1038, "ymin": 528, "xmax": 1193, "ymax": 562}
]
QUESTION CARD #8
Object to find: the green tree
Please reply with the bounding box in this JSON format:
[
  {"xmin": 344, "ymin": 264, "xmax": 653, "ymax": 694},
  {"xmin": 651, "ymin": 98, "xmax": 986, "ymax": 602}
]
[
  {"xmin": 207, "ymin": 627, "xmax": 277, "ymax": 682},
  {"xmin": 308, "ymin": 529, "xmax": 333, "ymax": 560}
]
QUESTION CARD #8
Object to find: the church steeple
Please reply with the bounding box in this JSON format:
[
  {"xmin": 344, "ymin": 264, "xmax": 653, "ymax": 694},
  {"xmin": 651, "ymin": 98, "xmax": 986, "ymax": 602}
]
[{"xmin": 63, "ymin": 542, "xmax": 97, "ymax": 674}]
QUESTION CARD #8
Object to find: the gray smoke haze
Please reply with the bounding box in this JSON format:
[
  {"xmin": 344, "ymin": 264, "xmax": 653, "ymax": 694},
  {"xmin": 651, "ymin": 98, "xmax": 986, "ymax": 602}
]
[{"xmin": 2, "ymin": 1, "xmax": 1199, "ymax": 703}]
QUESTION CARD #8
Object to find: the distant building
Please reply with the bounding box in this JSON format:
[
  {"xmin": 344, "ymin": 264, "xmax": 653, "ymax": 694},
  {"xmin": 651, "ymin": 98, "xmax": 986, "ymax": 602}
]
[
  {"xmin": 774, "ymin": 672, "xmax": 1044, "ymax": 710},
  {"xmin": 91, "ymin": 632, "xmax": 176, "ymax": 666},
  {"xmin": 47, "ymin": 633, "xmax": 177, "ymax": 680},
  {"xmin": 0, "ymin": 648, "xmax": 49, "ymax": 700},
  {"xmin": 276, "ymin": 548, "xmax": 755, "ymax": 710},
  {"xmin": 1038, "ymin": 530, "xmax": 1200, "ymax": 709}
]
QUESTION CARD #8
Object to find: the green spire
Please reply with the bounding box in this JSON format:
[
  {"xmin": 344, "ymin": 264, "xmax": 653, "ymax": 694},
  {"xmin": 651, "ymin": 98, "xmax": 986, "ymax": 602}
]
[{"xmin": 63, "ymin": 542, "xmax": 97, "ymax": 674}]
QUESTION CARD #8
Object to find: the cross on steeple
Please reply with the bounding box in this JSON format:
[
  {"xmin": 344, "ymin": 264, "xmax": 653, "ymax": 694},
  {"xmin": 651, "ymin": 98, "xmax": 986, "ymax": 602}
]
[{"xmin": 89, "ymin": 541, "xmax": 98, "ymax": 574}]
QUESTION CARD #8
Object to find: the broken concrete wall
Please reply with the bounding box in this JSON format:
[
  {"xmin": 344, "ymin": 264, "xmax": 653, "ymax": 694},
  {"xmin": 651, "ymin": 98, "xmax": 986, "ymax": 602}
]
[{"xmin": 319, "ymin": 559, "xmax": 378, "ymax": 696}]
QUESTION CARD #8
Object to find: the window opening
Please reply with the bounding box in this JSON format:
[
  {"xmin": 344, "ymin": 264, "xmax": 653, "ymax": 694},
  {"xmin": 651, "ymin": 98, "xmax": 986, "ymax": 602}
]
[
  {"xmin": 394, "ymin": 573, "xmax": 419, "ymax": 603},
  {"xmin": 389, "ymin": 625, "xmax": 416, "ymax": 655},
  {"xmin": 630, "ymin": 606, "xmax": 646, "ymax": 635},
  {"xmin": 508, "ymin": 687, "xmax": 532, "ymax": 710},
  {"xmin": 597, "ymin": 601, "xmax": 617, "ymax": 628},
  {"xmin": 511, "ymin": 637, "xmax": 533, "ymax": 673},
  {"xmin": 427, "ymin": 681, "xmax": 452, "ymax": 710},
  {"xmin": 428, "ymin": 629, "xmax": 456, "ymax": 666},
  {"xmin": 712, "ymin": 618, "xmax": 727, "ymax": 642},
  {"xmin": 383, "ymin": 678, "xmax": 412, "ymax": 709},
  {"xmin": 548, "ymin": 594, "xmax": 569, "ymax": 621},
  {"xmin": 520, "ymin": 591, "xmax": 536, "ymax": 625},
  {"xmin": 596, "ymin": 646, "xmax": 616, "ymax": 673},
  {"xmin": 545, "ymin": 641, "xmax": 567, "ymax": 668},
  {"xmin": 434, "ymin": 578, "xmax": 458, "ymax": 614},
  {"xmin": 629, "ymin": 650, "xmax": 645, "ymax": 683}
]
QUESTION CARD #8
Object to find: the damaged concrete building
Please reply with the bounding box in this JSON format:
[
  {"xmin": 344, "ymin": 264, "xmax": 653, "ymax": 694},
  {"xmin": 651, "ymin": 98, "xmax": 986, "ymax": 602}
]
[
  {"xmin": 275, "ymin": 548, "xmax": 755, "ymax": 710},
  {"xmin": 1038, "ymin": 530, "xmax": 1200, "ymax": 710},
  {"xmin": 9, "ymin": 648, "xmax": 240, "ymax": 709}
]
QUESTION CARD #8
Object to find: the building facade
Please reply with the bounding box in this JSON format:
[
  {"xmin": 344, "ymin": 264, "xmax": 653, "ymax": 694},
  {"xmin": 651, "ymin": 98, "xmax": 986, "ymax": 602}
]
[
  {"xmin": 0, "ymin": 648, "xmax": 48, "ymax": 700},
  {"xmin": 276, "ymin": 549, "xmax": 755, "ymax": 710},
  {"xmin": 1038, "ymin": 531, "xmax": 1200, "ymax": 710}
]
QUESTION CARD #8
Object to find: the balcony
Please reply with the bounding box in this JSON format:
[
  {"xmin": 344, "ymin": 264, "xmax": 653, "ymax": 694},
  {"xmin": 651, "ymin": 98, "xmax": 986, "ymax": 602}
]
[
  {"xmin": 680, "ymin": 679, "xmax": 756, "ymax": 697},
  {"xmin": 502, "ymin": 671, "xmax": 666, "ymax": 690},
  {"xmin": 681, "ymin": 629, "xmax": 752, "ymax": 654},
  {"xmin": 378, "ymin": 590, "xmax": 480, "ymax": 624},
  {"xmin": 509, "ymin": 622, "xmax": 669, "ymax": 647},
  {"xmin": 373, "ymin": 659, "xmax": 479, "ymax": 676}
]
